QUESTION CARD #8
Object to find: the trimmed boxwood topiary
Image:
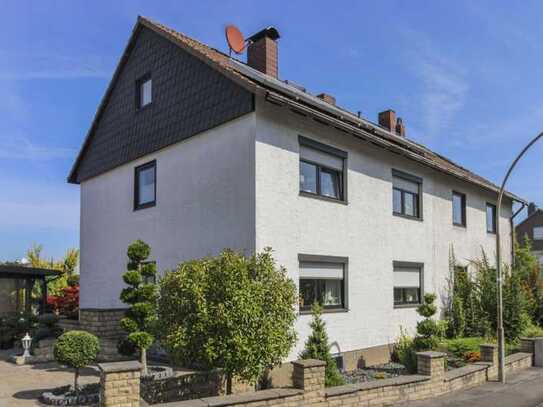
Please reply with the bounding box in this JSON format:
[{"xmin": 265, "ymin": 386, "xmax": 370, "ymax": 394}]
[
  {"xmin": 120, "ymin": 240, "xmax": 158, "ymax": 375},
  {"xmin": 54, "ymin": 331, "xmax": 99, "ymax": 392}
]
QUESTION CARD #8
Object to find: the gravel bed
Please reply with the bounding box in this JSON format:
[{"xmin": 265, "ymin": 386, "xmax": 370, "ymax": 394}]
[{"xmin": 342, "ymin": 362, "xmax": 406, "ymax": 384}]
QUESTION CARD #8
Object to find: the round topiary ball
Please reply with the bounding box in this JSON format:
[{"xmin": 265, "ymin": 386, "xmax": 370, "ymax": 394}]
[{"xmin": 54, "ymin": 331, "xmax": 100, "ymax": 369}]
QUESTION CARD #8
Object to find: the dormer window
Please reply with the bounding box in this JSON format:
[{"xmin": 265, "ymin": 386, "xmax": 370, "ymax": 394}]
[{"xmin": 137, "ymin": 74, "xmax": 152, "ymax": 109}]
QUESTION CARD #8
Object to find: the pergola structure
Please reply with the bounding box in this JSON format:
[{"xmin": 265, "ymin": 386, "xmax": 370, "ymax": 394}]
[{"xmin": 0, "ymin": 265, "xmax": 60, "ymax": 315}]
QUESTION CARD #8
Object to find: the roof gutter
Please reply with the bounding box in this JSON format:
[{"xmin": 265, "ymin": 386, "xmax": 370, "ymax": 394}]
[{"xmin": 265, "ymin": 91, "xmax": 526, "ymax": 204}]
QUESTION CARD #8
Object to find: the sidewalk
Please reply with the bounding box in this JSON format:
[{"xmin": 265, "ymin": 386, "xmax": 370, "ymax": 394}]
[
  {"xmin": 396, "ymin": 367, "xmax": 543, "ymax": 407},
  {"xmin": 0, "ymin": 349, "xmax": 99, "ymax": 407}
]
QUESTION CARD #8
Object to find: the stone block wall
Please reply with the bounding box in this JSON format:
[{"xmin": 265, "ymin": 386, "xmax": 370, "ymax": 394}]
[
  {"xmin": 99, "ymin": 360, "xmax": 141, "ymax": 407},
  {"xmin": 157, "ymin": 347, "xmax": 535, "ymax": 407},
  {"xmin": 79, "ymin": 309, "xmax": 127, "ymax": 338}
]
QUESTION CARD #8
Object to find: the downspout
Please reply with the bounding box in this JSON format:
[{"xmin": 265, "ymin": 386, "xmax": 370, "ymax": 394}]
[{"xmin": 510, "ymin": 202, "xmax": 526, "ymax": 267}]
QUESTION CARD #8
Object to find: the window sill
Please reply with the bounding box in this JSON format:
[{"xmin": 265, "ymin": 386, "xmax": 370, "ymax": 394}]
[
  {"xmin": 487, "ymin": 231, "xmax": 496, "ymax": 235},
  {"xmin": 394, "ymin": 303, "xmax": 421, "ymax": 309},
  {"xmin": 299, "ymin": 308, "xmax": 349, "ymax": 315},
  {"xmin": 453, "ymin": 223, "xmax": 467, "ymax": 229},
  {"xmin": 136, "ymin": 102, "xmax": 153, "ymax": 113},
  {"xmin": 299, "ymin": 191, "xmax": 348, "ymax": 205},
  {"xmin": 393, "ymin": 212, "xmax": 423, "ymax": 222},
  {"xmin": 134, "ymin": 202, "xmax": 156, "ymax": 211}
]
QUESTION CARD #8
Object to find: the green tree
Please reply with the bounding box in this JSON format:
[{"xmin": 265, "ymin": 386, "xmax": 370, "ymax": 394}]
[
  {"xmin": 54, "ymin": 331, "xmax": 99, "ymax": 392},
  {"xmin": 514, "ymin": 236, "xmax": 543, "ymax": 324},
  {"xmin": 300, "ymin": 303, "xmax": 344, "ymax": 387},
  {"xmin": 503, "ymin": 264, "xmax": 529, "ymax": 341},
  {"xmin": 449, "ymin": 294, "xmax": 466, "ymax": 338},
  {"xmin": 157, "ymin": 248, "xmax": 297, "ymax": 393},
  {"xmin": 119, "ymin": 240, "xmax": 158, "ymax": 375}
]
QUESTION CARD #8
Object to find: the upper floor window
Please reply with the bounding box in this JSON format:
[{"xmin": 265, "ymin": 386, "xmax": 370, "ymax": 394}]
[
  {"xmin": 486, "ymin": 203, "xmax": 496, "ymax": 233},
  {"xmin": 137, "ymin": 74, "xmax": 152, "ymax": 109},
  {"xmin": 299, "ymin": 136, "xmax": 347, "ymax": 203},
  {"xmin": 134, "ymin": 160, "xmax": 156, "ymax": 210},
  {"xmin": 392, "ymin": 170, "xmax": 422, "ymax": 219},
  {"xmin": 393, "ymin": 261, "xmax": 423, "ymax": 307},
  {"xmin": 534, "ymin": 227, "xmax": 543, "ymax": 240},
  {"xmin": 452, "ymin": 191, "xmax": 466, "ymax": 227},
  {"xmin": 298, "ymin": 254, "xmax": 347, "ymax": 312}
]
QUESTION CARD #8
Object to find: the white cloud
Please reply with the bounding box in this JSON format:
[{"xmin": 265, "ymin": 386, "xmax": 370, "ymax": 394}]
[
  {"xmin": 416, "ymin": 58, "xmax": 468, "ymax": 139},
  {"xmin": 0, "ymin": 135, "xmax": 76, "ymax": 160},
  {"xmin": 0, "ymin": 53, "xmax": 112, "ymax": 80}
]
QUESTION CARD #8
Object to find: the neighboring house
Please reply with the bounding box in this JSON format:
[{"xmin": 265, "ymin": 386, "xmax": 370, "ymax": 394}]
[
  {"xmin": 516, "ymin": 203, "xmax": 543, "ymax": 266},
  {"xmin": 68, "ymin": 16, "xmax": 525, "ymax": 370}
]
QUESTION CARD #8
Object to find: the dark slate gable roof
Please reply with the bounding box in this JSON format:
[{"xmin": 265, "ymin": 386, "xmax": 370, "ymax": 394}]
[{"xmin": 68, "ymin": 16, "xmax": 525, "ymax": 204}]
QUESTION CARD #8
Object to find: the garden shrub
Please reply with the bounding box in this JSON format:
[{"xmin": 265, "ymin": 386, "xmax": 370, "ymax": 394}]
[
  {"xmin": 413, "ymin": 293, "xmax": 444, "ymax": 351},
  {"xmin": 446, "ymin": 245, "xmax": 535, "ymax": 342},
  {"xmin": 441, "ymin": 337, "xmax": 486, "ymax": 359},
  {"xmin": 522, "ymin": 320, "xmax": 543, "ymax": 338},
  {"xmin": 54, "ymin": 331, "xmax": 99, "ymax": 391},
  {"xmin": 157, "ymin": 248, "xmax": 297, "ymax": 394},
  {"xmin": 300, "ymin": 303, "xmax": 344, "ymax": 387},
  {"xmin": 392, "ymin": 327, "xmax": 418, "ymax": 374},
  {"xmin": 67, "ymin": 274, "xmax": 80, "ymax": 287},
  {"xmin": 120, "ymin": 240, "xmax": 158, "ymax": 375},
  {"xmin": 464, "ymin": 351, "xmax": 481, "ymax": 363},
  {"xmin": 35, "ymin": 313, "xmax": 62, "ymax": 341}
]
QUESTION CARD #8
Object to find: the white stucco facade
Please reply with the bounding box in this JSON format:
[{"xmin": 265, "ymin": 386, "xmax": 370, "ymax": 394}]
[
  {"xmin": 80, "ymin": 113, "xmax": 256, "ymax": 309},
  {"xmin": 253, "ymin": 99, "xmax": 512, "ymax": 360},
  {"xmin": 79, "ymin": 96, "xmax": 513, "ymax": 360}
]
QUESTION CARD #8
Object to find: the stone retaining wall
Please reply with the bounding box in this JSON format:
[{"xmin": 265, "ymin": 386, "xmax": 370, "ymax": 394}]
[
  {"xmin": 79, "ymin": 309, "xmax": 127, "ymax": 338},
  {"xmin": 156, "ymin": 345, "xmax": 535, "ymax": 407}
]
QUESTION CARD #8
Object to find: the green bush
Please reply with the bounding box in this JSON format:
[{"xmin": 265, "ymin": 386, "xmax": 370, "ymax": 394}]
[
  {"xmin": 158, "ymin": 248, "xmax": 297, "ymax": 394},
  {"xmin": 522, "ymin": 321, "xmax": 543, "ymax": 338},
  {"xmin": 54, "ymin": 331, "xmax": 99, "ymax": 391},
  {"xmin": 392, "ymin": 327, "xmax": 418, "ymax": 373},
  {"xmin": 440, "ymin": 337, "xmax": 486, "ymax": 359},
  {"xmin": 300, "ymin": 303, "xmax": 344, "ymax": 387},
  {"xmin": 67, "ymin": 275, "xmax": 80, "ymax": 287}
]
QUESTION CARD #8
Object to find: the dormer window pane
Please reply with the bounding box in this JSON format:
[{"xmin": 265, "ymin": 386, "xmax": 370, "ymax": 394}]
[{"xmin": 137, "ymin": 76, "xmax": 152, "ymax": 108}]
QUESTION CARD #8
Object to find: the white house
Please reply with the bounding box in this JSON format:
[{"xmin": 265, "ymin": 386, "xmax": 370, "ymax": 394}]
[{"xmin": 68, "ymin": 17, "xmax": 525, "ymax": 370}]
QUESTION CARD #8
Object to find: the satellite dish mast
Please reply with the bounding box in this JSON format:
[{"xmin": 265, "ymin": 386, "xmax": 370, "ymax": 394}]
[{"xmin": 225, "ymin": 24, "xmax": 246, "ymax": 56}]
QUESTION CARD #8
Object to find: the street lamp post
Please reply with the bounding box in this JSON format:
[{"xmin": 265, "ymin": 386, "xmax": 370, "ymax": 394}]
[{"xmin": 496, "ymin": 130, "xmax": 543, "ymax": 383}]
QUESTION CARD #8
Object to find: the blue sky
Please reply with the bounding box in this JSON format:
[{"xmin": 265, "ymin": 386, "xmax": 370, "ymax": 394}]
[{"xmin": 2, "ymin": 1, "xmax": 543, "ymax": 261}]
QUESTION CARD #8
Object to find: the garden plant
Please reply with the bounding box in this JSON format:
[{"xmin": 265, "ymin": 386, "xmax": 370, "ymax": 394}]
[
  {"xmin": 54, "ymin": 330, "xmax": 100, "ymax": 392},
  {"xmin": 300, "ymin": 303, "xmax": 344, "ymax": 386},
  {"xmin": 119, "ymin": 240, "xmax": 158, "ymax": 375},
  {"xmin": 157, "ymin": 248, "xmax": 297, "ymax": 393}
]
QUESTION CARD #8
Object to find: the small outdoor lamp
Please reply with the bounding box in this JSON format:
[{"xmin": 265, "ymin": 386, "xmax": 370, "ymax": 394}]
[{"xmin": 21, "ymin": 332, "xmax": 32, "ymax": 358}]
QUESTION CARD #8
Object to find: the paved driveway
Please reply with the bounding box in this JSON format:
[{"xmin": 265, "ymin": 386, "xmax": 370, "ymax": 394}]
[
  {"xmin": 0, "ymin": 349, "xmax": 99, "ymax": 406},
  {"xmin": 395, "ymin": 367, "xmax": 543, "ymax": 407}
]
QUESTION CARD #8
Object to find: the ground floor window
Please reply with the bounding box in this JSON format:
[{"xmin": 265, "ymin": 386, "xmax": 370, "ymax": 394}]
[
  {"xmin": 393, "ymin": 261, "xmax": 423, "ymax": 307},
  {"xmin": 299, "ymin": 255, "xmax": 347, "ymax": 311}
]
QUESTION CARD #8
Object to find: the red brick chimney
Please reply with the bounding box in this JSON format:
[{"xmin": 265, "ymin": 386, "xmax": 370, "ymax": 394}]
[
  {"xmin": 379, "ymin": 109, "xmax": 406, "ymax": 137},
  {"xmin": 317, "ymin": 93, "xmax": 336, "ymax": 105},
  {"xmin": 378, "ymin": 110, "xmax": 396, "ymax": 131},
  {"xmin": 395, "ymin": 117, "xmax": 406, "ymax": 137},
  {"xmin": 247, "ymin": 27, "xmax": 280, "ymax": 78}
]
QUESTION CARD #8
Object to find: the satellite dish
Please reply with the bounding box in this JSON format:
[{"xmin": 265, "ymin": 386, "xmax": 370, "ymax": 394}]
[{"xmin": 225, "ymin": 24, "xmax": 246, "ymax": 55}]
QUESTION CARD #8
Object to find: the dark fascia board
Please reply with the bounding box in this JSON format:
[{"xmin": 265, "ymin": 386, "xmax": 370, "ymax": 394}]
[
  {"xmin": 0, "ymin": 265, "xmax": 60, "ymax": 278},
  {"xmin": 67, "ymin": 16, "xmax": 261, "ymax": 185}
]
